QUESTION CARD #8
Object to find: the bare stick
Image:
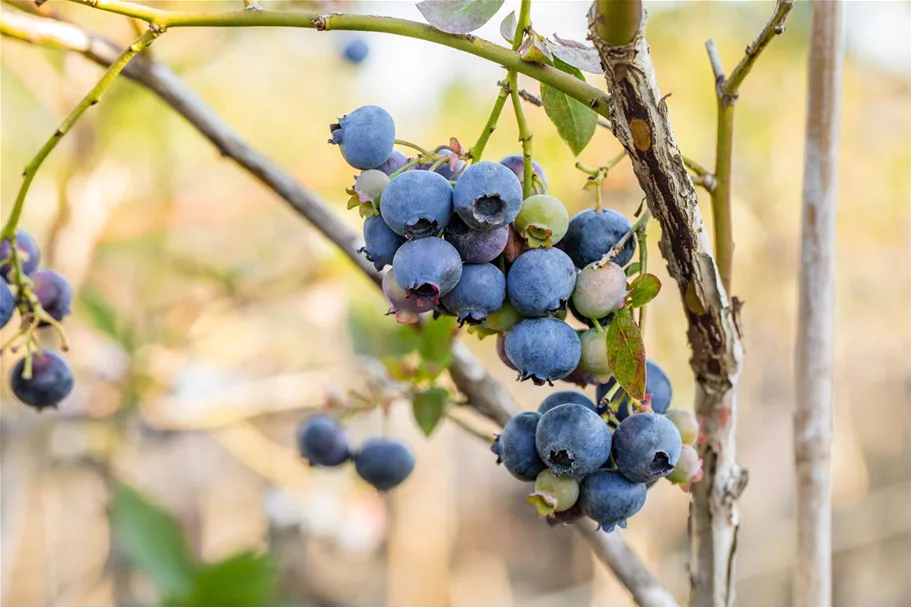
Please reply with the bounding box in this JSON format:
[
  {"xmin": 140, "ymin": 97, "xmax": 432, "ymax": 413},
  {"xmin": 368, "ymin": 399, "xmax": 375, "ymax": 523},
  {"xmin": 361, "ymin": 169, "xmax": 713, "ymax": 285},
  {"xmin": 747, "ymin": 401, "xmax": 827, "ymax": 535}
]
[{"xmin": 794, "ymin": 1, "xmax": 844, "ymax": 605}]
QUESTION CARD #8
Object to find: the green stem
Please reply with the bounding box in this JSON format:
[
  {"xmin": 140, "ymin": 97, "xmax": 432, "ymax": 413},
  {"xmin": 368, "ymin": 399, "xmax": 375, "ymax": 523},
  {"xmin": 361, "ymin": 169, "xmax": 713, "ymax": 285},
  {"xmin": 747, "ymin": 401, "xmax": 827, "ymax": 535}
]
[
  {"xmin": 394, "ymin": 138, "xmax": 428, "ymax": 155},
  {"xmin": 636, "ymin": 224, "xmax": 649, "ymax": 336},
  {"xmin": 509, "ymin": 0, "xmax": 534, "ymax": 198},
  {"xmin": 592, "ymin": 0, "xmax": 642, "ymax": 46},
  {"xmin": 468, "ymin": 81, "xmax": 510, "ymax": 162},
  {"xmin": 711, "ymin": 101, "xmax": 735, "ymax": 293},
  {"xmin": 1, "ymin": 26, "xmax": 161, "ymax": 243},
  {"xmin": 388, "ymin": 158, "xmax": 421, "ymax": 179},
  {"xmin": 64, "ymin": 0, "xmax": 611, "ymax": 120}
]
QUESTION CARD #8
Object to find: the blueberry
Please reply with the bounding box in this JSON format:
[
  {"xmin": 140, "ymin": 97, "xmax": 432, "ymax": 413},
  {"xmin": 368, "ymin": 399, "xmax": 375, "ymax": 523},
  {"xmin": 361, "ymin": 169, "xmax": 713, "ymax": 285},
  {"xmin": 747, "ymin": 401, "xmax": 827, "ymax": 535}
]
[
  {"xmin": 535, "ymin": 403, "xmax": 612, "ymax": 477},
  {"xmin": 500, "ymin": 154, "xmax": 549, "ymax": 190},
  {"xmin": 578, "ymin": 469, "xmax": 647, "ymax": 532},
  {"xmin": 1, "ymin": 278, "xmax": 14, "ymax": 329},
  {"xmin": 380, "ymin": 170, "xmax": 453, "ymax": 239},
  {"xmin": 492, "ymin": 411, "xmax": 547, "ymax": 481},
  {"xmin": 30, "ymin": 270, "xmax": 72, "ymax": 322},
  {"xmin": 418, "ymin": 149, "xmax": 465, "ymax": 181},
  {"xmin": 360, "ymin": 216, "xmax": 405, "ymax": 271},
  {"xmin": 506, "ymin": 248, "xmax": 576, "ymax": 317},
  {"xmin": 526, "ymin": 468, "xmax": 580, "ymax": 517},
  {"xmin": 392, "ymin": 238, "xmax": 462, "ymax": 306},
  {"xmin": 502, "ymin": 224, "xmax": 527, "ymax": 263},
  {"xmin": 578, "ymin": 328, "xmax": 612, "ymax": 383},
  {"xmin": 10, "ymin": 349, "xmax": 74, "ymax": 410},
  {"xmin": 572, "ymin": 262, "xmax": 628, "ymax": 320},
  {"xmin": 643, "ymin": 360, "xmax": 672, "ymax": 414},
  {"xmin": 382, "ymin": 270, "xmax": 433, "ymax": 324},
  {"xmin": 0, "ymin": 230, "xmax": 41, "ymax": 280},
  {"xmin": 452, "ymin": 161, "xmax": 523, "ymax": 231},
  {"xmin": 329, "ymin": 105, "xmax": 396, "ymax": 170},
  {"xmin": 496, "ymin": 332, "xmax": 517, "ymax": 371},
  {"xmin": 666, "ymin": 444, "xmax": 703, "ymax": 486},
  {"xmin": 612, "ymin": 412, "xmax": 683, "ymax": 484},
  {"xmin": 296, "ymin": 415, "xmax": 351, "ymax": 467},
  {"xmin": 354, "ymin": 438, "xmax": 415, "ymax": 491},
  {"xmin": 342, "ymin": 38, "xmax": 369, "ymax": 64},
  {"xmin": 514, "ymin": 194, "xmax": 569, "ymax": 248},
  {"xmin": 664, "ymin": 410, "xmax": 699, "ymax": 446},
  {"xmin": 441, "ymin": 263, "xmax": 505, "ymax": 326},
  {"xmin": 443, "ymin": 215, "xmax": 508, "ymax": 264},
  {"xmin": 538, "ymin": 390, "xmax": 596, "ymax": 415},
  {"xmin": 505, "ymin": 318, "xmax": 581, "ymax": 385},
  {"xmin": 376, "ymin": 150, "xmax": 410, "ymax": 176},
  {"xmin": 563, "ymin": 209, "xmax": 636, "ymax": 269}
]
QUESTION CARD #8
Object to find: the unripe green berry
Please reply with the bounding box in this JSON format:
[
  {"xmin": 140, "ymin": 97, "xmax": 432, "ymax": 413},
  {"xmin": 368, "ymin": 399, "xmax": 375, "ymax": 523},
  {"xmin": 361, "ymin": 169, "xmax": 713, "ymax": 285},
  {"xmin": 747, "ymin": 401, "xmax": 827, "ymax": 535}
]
[
  {"xmin": 484, "ymin": 301, "xmax": 521, "ymax": 333},
  {"xmin": 514, "ymin": 194, "xmax": 569, "ymax": 248},
  {"xmin": 526, "ymin": 468, "xmax": 580, "ymax": 517},
  {"xmin": 572, "ymin": 262, "xmax": 628, "ymax": 319},
  {"xmin": 664, "ymin": 410, "xmax": 699, "ymax": 446},
  {"xmin": 666, "ymin": 444, "xmax": 702, "ymax": 485},
  {"xmin": 348, "ymin": 169, "xmax": 390, "ymax": 217},
  {"xmin": 578, "ymin": 328, "xmax": 611, "ymax": 382}
]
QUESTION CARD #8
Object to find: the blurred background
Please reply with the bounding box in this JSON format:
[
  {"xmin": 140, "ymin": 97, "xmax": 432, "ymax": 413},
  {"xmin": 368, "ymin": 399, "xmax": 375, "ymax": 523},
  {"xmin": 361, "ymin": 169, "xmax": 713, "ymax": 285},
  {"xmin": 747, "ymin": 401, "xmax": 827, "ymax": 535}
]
[{"xmin": 1, "ymin": 1, "xmax": 909, "ymax": 605}]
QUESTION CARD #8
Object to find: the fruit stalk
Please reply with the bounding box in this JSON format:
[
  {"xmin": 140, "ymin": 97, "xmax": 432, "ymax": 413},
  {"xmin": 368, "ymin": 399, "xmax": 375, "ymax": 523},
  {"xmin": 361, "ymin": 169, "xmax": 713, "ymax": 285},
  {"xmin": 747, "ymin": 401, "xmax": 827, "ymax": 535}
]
[{"xmin": 468, "ymin": 81, "xmax": 510, "ymax": 162}]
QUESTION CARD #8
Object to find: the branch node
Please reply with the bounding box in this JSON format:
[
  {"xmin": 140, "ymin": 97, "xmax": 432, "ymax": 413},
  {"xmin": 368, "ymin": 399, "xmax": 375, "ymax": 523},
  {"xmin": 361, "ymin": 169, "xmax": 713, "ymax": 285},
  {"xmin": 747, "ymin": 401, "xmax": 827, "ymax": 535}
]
[{"xmin": 311, "ymin": 15, "xmax": 328, "ymax": 31}]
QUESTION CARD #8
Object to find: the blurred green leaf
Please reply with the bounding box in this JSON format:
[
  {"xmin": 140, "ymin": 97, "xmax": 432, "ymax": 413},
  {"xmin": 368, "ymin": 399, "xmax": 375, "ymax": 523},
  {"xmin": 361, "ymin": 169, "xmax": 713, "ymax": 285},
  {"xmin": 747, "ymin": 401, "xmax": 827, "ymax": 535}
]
[
  {"xmin": 412, "ymin": 387, "xmax": 448, "ymax": 436},
  {"xmin": 606, "ymin": 307, "xmax": 646, "ymax": 399},
  {"xmin": 182, "ymin": 551, "xmax": 277, "ymax": 607},
  {"xmin": 624, "ymin": 262, "xmax": 641, "ymax": 277},
  {"xmin": 347, "ymin": 297, "xmax": 420, "ymax": 359},
  {"xmin": 540, "ymin": 60, "xmax": 597, "ymax": 155},
  {"xmin": 417, "ymin": 0, "xmax": 505, "ymax": 35},
  {"xmin": 627, "ymin": 273, "xmax": 661, "ymax": 308},
  {"xmin": 111, "ymin": 483, "xmax": 196, "ymax": 602},
  {"xmin": 79, "ymin": 288, "xmax": 125, "ymax": 345},
  {"xmin": 418, "ymin": 315, "xmax": 457, "ymax": 374}
]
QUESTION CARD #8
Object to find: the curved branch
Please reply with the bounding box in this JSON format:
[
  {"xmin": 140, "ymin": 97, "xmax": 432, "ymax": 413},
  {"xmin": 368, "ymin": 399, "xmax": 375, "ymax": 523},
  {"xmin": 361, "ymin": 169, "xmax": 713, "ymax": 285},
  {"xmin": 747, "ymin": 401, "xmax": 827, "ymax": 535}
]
[{"xmin": 61, "ymin": 0, "xmax": 612, "ymax": 120}]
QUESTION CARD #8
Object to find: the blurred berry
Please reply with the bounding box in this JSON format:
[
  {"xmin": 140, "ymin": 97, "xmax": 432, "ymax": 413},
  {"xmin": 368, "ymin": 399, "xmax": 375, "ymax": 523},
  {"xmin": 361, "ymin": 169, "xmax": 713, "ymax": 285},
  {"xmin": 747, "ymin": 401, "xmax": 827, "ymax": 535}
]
[
  {"xmin": 500, "ymin": 154, "xmax": 549, "ymax": 190},
  {"xmin": 354, "ymin": 438, "xmax": 415, "ymax": 491},
  {"xmin": 297, "ymin": 415, "xmax": 351, "ymax": 467},
  {"xmin": 0, "ymin": 230, "xmax": 41, "ymax": 280},
  {"xmin": 30, "ymin": 270, "xmax": 72, "ymax": 322},
  {"xmin": 1, "ymin": 278, "xmax": 14, "ymax": 329},
  {"xmin": 10, "ymin": 349, "xmax": 74, "ymax": 411},
  {"xmin": 342, "ymin": 38, "xmax": 370, "ymax": 64}
]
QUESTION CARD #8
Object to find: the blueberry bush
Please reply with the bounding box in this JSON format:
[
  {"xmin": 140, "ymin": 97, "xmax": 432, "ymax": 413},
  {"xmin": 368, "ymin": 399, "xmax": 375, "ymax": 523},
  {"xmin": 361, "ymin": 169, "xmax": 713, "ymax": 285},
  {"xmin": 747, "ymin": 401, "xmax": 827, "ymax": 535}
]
[{"xmin": 0, "ymin": 0, "xmax": 803, "ymax": 605}]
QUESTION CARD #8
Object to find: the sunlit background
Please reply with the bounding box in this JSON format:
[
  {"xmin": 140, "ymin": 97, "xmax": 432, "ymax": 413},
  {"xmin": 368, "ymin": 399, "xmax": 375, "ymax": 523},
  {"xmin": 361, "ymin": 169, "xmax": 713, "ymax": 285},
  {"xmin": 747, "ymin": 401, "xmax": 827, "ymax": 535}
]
[{"xmin": 1, "ymin": 1, "xmax": 910, "ymax": 606}]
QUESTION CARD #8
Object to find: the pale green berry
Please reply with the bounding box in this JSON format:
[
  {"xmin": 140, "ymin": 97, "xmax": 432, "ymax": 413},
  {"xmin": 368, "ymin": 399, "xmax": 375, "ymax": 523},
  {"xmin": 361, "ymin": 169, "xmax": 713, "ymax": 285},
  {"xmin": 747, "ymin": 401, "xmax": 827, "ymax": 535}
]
[
  {"xmin": 666, "ymin": 444, "xmax": 701, "ymax": 485},
  {"xmin": 579, "ymin": 328, "xmax": 611, "ymax": 382},
  {"xmin": 484, "ymin": 301, "xmax": 521, "ymax": 333},
  {"xmin": 514, "ymin": 194, "xmax": 569, "ymax": 248},
  {"xmin": 665, "ymin": 410, "xmax": 699, "ymax": 446},
  {"xmin": 526, "ymin": 468, "xmax": 580, "ymax": 517},
  {"xmin": 572, "ymin": 261, "xmax": 628, "ymax": 319}
]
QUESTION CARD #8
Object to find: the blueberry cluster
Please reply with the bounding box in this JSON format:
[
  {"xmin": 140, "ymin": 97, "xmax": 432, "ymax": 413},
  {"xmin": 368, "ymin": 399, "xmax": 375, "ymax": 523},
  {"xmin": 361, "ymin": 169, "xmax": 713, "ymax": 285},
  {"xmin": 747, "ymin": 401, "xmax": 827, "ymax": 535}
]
[
  {"xmin": 492, "ymin": 362, "xmax": 702, "ymax": 532},
  {"xmin": 331, "ymin": 105, "xmax": 640, "ymax": 386},
  {"xmin": 297, "ymin": 414, "xmax": 415, "ymax": 492},
  {"xmin": 1, "ymin": 230, "xmax": 75, "ymax": 411}
]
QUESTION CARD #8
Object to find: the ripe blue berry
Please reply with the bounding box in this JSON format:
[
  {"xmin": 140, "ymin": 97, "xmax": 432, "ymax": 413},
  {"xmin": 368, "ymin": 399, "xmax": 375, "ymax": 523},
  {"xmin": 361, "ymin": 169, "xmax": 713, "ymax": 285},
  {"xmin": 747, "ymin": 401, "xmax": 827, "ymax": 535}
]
[
  {"xmin": 578, "ymin": 469, "xmax": 647, "ymax": 532},
  {"xmin": 418, "ymin": 149, "xmax": 465, "ymax": 181},
  {"xmin": 643, "ymin": 360, "xmax": 672, "ymax": 414},
  {"xmin": 376, "ymin": 150, "xmax": 410, "ymax": 176},
  {"xmin": 496, "ymin": 332, "xmax": 517, "ymax": 371},
  {"xmin": 443, "ymin": 215, "xmax": 508, "ymax": 264},
  {"xmin": 612, "ymin": 412, "xmax": 683, "ymax": 484},
  {"xmin": 360, "ymin": 215, "xmax": 405, "ymax": 271},
  {"xmin": 10, "ymin": 349, "xmax": 74, "ymax": 410},
  {"xmin": 297, "ymin": 415, "xmax": 351, "ymax": 467},
  {"xmin": 392, "ymin": 238, "xmax": 463, "ymax": 306},
  {"xmin": 441, "ymin": 263, "xmax": 505, "ymax": 326},
  {"xmin": 30, "ymin": 270, "xmax": 72, "ymax": 322},
  {"xmin": 500, "ymin": 154, "xmax": 549, "ymax": 190},
  {"xmin": 0, "ymin": 230, "xmax": 41, "ymax": 280},
  {"xmin": 1, "ymin": 278, "xmax": 14, "ymax": 329},
  {"xmin": 329, "ymin": 105, "xmax": 396, "ymax": 170},
  {"xmin": 526, "ymin": 469, "xmax": 580, "ymax": 517},
  {"xmin": 382, "ymin": 270, "xmax": 433, "ymax": 324},
  {"xmin": 354, "ymin": 438, "xmax": 415, "ymax": 491},
  {"xmin": 563, "ymin": 209, "xmax": 636, "ymax": 269},
  {"xmin": 505, "ymin": 318, "xmax": 581, "ymax": 385},
  {"xmin": 342, "ymin": 38, "xmax": 369, "ymax": 64},
  {"xmin": 538, "ymin": 391, "xmax": 596, "ymax": 415},
  {"xmin": 535, "ymin": 403, "xmax": 612, "ymax": 477},
  {"xmin": 664, "ymin": 409, "xmax": 698, "ymax": 446},
  {"xmin": 572, "ymin": 262, "xmax": 628, "ymax": 320},
  {"xmin": 514, "ymin": 194, "xmax": 569, "ymax": 248},
  {"xmin": 452, "ymin": 161, "xmax": 523, "ymax": 231},
  {"xmin": 492, "ymin": 411, "xmax": 547, "ymax": 481},
  {"xmin": 380, "ymin": 170, "xmax": 453, "ymax": 238},
  {"xmin": 506, "ymin": 247, "xmax": 576, "ymax": 317}
]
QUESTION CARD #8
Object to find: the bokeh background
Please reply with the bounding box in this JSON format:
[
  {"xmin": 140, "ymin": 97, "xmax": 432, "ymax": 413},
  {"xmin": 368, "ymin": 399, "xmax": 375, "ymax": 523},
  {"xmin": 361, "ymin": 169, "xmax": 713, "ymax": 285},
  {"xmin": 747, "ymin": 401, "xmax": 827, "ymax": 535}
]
[{"xmin": 1, "ymin": 1, "xmax": 909, "ymax": 606}]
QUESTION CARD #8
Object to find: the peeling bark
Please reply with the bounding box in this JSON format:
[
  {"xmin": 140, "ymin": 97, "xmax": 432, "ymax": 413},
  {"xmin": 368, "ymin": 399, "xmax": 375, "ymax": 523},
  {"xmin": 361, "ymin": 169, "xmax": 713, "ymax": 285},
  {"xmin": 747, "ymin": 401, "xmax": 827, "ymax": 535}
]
[{"xmin": 588, "ymin": 6, "xmax": 746, "ymax": 606}]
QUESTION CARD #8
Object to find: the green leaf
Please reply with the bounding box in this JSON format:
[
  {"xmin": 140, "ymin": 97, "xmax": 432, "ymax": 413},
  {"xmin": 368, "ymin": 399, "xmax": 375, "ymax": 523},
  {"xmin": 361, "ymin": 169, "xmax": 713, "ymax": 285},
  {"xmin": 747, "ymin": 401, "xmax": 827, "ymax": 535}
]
[
  {"xmin": 418, "ymin": 315, "xmax": 457, "ymax": 375},
  {"xmin": 627, "ymin": 273, "xmax": 661, "ymax": 308},
  {"xmin": 79, "ymin": 288, "xmax": 125, "ymax": 345},
  {"xmin": 184, "ymin": 552, "xmax": 277, "ymax": 607},
  {"xmin": 346, "ymin": 297, "xmax": 420, "ymax": 359},
  {"xmin": 411, "ymin": 387, "xmax": 448, "ymax": 436},
  {"xmin": 417, "ymin": 0, "xmax": 505, "ymax": 34},
  {"xmin": 540, "ymin": 60, "xmax": 597, "ymax": 155},
  {"xmin": 624, "ymin": 262, "xmax": 641, "ymax": 277},
  {"xmin": 110, "ymin": 483, "xmax": 196, "ymax": 601},
  {"xmin": 606, "ymin": 307, "xmax": 646, "ymax": 399}
]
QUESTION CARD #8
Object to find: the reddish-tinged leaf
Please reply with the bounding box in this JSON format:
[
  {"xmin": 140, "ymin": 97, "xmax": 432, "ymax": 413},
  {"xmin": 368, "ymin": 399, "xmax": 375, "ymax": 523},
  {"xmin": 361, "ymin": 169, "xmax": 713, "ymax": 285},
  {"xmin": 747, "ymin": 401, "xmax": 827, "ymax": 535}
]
[{"xmin": 606, "ymin": 307, "xmax": 646, "ymax": 399}]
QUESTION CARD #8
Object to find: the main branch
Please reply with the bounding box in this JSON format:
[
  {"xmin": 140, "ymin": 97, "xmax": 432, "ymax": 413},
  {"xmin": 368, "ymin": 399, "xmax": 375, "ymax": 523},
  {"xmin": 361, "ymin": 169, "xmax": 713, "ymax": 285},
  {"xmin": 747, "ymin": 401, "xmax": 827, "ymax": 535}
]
[{"xmin": 588, "ymin": 2, "xmax": 745, "ymax": 606}]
